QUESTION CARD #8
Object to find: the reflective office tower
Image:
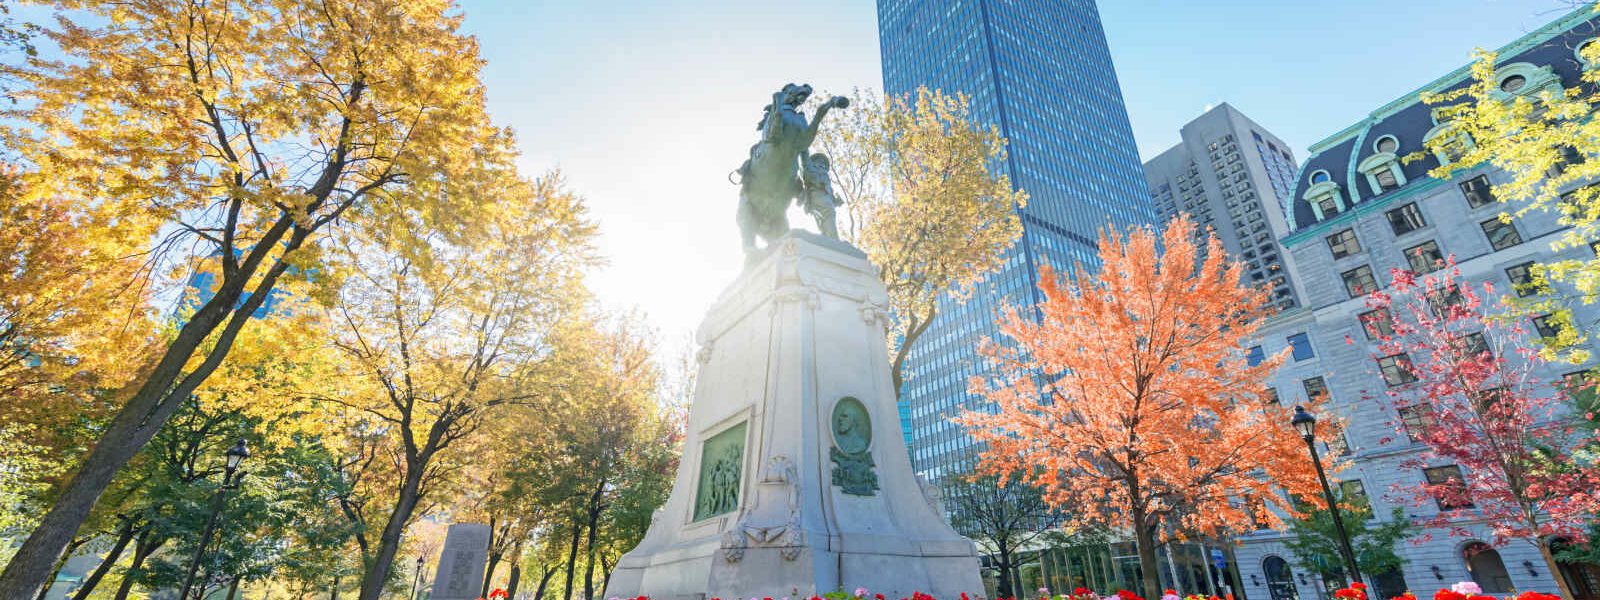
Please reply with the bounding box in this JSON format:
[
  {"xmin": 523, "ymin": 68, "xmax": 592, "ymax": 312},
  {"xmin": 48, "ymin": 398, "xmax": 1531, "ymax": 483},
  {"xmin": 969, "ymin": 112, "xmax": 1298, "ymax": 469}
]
[
  {"xmin": 878, "ymin": 0, "xmax": 1157, "ymax": 481},
  {"xmin": 1233, "ymin": 8, "xmax": 1600, "ymax": 600},
  {"xmin": 1145, "ymin": 103, "xmax": 1304, "ymax": 311}
]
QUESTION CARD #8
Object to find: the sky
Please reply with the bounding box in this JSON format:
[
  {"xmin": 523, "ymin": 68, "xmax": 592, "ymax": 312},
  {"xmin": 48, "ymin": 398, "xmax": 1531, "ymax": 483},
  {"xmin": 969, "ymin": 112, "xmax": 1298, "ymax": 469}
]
[{"xmin": 457, "ymin": 0, "xmax": 1583, "ymax": 356}]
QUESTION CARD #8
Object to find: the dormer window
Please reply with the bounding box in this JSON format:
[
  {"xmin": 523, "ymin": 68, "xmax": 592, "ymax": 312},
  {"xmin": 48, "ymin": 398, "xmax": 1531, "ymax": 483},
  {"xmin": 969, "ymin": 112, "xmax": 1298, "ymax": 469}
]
[
  {"xmin": 1490, "ymin": 62, "xmax": 1560, "ymax": 99},
  {"xmin": 1358, "ymin": 136, "xmax": 1407, "ymax": 194},
  {"xmin": 1303, "ymin": 170, "xmax": 1346, "ymax": 221}
]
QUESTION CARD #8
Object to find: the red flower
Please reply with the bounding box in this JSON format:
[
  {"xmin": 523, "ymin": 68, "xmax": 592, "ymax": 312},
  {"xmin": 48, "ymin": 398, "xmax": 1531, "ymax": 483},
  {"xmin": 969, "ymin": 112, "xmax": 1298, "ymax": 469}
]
[
  {"xmin": 1434, "ymin": 589, "xmax": 1468, "ymax": 600},
  {"xmin": 1074, "ymin": 589, "xmax": 1093, "ymax": 597},
  {"xmin": 1516, "ymin": 593, "xmax": 1561, "ymax": 600}
]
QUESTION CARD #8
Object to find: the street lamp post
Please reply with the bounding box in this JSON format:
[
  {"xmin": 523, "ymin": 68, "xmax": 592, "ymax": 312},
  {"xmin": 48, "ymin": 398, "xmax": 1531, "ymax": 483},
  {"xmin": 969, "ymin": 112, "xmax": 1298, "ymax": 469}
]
[
  {"xmin": 177, "ymin": 439, "xmax": 250, "ymax": 600},
  {"xmin": 1291, "ymin": 405, "xmax": 1363, "ymax": 590},
  {"xmin": 410, "ymin": 556, "xmax": 425, "ymax": 600}
]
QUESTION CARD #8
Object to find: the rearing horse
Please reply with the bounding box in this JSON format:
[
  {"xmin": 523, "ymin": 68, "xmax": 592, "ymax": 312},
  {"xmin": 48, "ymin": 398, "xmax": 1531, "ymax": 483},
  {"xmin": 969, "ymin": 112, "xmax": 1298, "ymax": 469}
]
[{"xmin": 735, "ymin": 83, "xmax": 848, "ymax": 259}]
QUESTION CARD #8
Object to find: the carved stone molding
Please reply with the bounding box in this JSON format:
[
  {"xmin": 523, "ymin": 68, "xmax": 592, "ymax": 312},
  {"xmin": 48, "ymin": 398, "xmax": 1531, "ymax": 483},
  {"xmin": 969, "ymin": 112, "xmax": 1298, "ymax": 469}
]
[{"xmin": 720, "ymin": 455, "xmax": 803, "ymax": 562}]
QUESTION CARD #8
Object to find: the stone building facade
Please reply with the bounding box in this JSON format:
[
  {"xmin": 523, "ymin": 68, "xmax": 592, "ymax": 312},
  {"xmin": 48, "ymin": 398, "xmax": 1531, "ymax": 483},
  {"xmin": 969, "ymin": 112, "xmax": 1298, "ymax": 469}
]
[{"xmin": 1228, "ymin": 8, "xmax": 1600, "ymax": 600}]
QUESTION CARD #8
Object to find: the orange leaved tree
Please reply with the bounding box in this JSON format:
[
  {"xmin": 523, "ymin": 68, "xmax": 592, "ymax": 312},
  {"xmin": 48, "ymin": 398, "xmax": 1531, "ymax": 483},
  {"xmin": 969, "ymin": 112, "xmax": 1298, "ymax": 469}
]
[{"xmin": 960, "ymin": 216, "xmax": 1323, "ymax": 599}]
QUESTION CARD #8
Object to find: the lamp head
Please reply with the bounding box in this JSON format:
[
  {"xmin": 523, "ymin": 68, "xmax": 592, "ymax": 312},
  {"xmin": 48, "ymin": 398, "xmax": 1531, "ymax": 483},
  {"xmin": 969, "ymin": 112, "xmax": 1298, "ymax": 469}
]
[
  {"xmin": 225, "ymin": 438, "xmax": 250, "ymax": 472},
  {"xmin": 1291, "ymin": 405, "xmax": 1316, "ymax": 440}
]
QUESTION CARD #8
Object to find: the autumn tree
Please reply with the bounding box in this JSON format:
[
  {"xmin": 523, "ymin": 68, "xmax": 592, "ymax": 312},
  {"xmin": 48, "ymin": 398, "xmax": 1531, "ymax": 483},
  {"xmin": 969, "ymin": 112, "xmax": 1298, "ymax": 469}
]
[
  {"xmin": 317, "ymin": 170, "xmax": 596, "ymax": 600},
  {"xmin": 1366, "ymin": 260, "xmax": 1600, "ymax": 600},
  {"xmin": 944, "ymin": 471, "xmax": 1052, "ymax": 599},
  {"xmin": 1413, "ymin": 39, "xmax": 1600, "ymax": 338},
  {"xmin": 815, "ymin": 88, "xmax": 1026, "ymax": 396},
  {"xmin": 959, "ymin": 216, "xmax": 1322, "ymax": 600},
  {"xmin": 0, "ymin": 1, "xmax": 502, "ymax": 594}
]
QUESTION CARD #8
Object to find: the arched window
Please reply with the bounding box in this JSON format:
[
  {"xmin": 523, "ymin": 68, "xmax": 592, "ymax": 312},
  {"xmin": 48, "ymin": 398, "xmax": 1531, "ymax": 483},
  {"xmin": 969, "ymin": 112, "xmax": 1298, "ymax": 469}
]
[
  {"xmin": 1311, "ymin": 170, "xmax": 1332, "ymax": 184},
  {"xmin": 1304, "ymin": 171, "xmax": 1346, "ymax": 221},
  {"xmin": 1262, "ymin": 556, "xmax": 1299, "ymax": 600},
  {"xmin": 1463, "ymin": 541, "xmax": 1514, "ymax": 594},
  {"xmin": 1491, "ymin": 63, "xmax": 1561, "ymax": 98}
]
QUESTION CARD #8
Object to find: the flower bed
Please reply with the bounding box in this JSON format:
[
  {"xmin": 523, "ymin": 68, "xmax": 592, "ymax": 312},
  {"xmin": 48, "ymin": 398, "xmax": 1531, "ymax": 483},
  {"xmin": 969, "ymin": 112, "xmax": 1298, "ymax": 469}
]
[{"xmin": 596, "ymin": 581, "xmax": 1560, "ymax": 600}]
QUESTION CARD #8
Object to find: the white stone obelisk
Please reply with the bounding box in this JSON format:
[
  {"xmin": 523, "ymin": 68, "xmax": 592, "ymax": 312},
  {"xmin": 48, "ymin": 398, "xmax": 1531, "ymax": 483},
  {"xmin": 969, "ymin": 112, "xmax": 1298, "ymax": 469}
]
[{"xmin": 605, "ymin": 232, "xmax": 984, "ymax": 599}]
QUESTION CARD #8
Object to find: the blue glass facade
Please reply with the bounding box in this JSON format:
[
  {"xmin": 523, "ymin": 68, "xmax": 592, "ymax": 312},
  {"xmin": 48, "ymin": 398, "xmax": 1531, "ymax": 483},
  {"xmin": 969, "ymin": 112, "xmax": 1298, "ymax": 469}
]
[{"xmin": 877, "ymin": 0, "xmax": 1156, "ymax": 482}]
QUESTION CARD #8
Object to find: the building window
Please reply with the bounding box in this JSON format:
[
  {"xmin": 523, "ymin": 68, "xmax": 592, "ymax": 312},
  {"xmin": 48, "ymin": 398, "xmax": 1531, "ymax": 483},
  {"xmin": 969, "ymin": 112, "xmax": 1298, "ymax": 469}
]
[
  {"xmin": 1460, "ymin": 175, "xmax": 1495, "ymax": 208},
  {"xmin": 1563, "ymin": 370, "xmax": 1598, "ymax": 407},
  {"xmin": 1374, "ymin": 167, "xmax": 1400, "ymax": 191},
  {"xmin": 1398, "ymin": 404, "xmax": 1434, "ymax": 440},
  {"xmin": 1342, "ymin": 265, "xmax": 1379, "ymax": 298},
  {"xmin": 1246, "ymin": 345, "xmax": 1265, "ymax": 367},
  {"xmin": 1327, "ymin": 431, "xmax": 1352, "ymax": 457},
  {"xmin": 1481, "ymin": 218, "xmax": 1523, "ymax": 250},
  {"xmin": 1379, "ymin": 353, "xmax": 1418, "ymax": 386},
  {"xmin": 1405, "ymin": 240, "xmax": 1445, "ymax": 274},
  {"xmin": 1311, "ymin": 170, "xmax": 1332, "ymax": 184},
  {"xmin": 1455, "ymin": 332, "xmax": 1491, "ymax": 361},
  {"xmin": 1505, "ymin": 262, "xmax": 1538, "ymax": 297},
  {"xmin": 1287, "ymin": 333, "xmax": 1315, "ymax": 361},
  {"xmin": 1264, "ymin": 387, "xmax": 1280, "ymax": 405},
  {"xmin": 1428, "ymin": 284, "xmax": 1466, "ymax": 317},
  {"xmin": 1423, "ymin": 465, "xmax": 1474, "ymax": 509},
  {"xmin": 1532, "ymin": 313, "xmax": 1567, "ymax": 341},
  {"xmin": 1317, "ymin": 195, "xmax": 1341, "ymax": 217},
  {"xmin": 1470, "ymin": 386, "xmax": 1507, "ymax": 415},
  {"xmin": 1340, "ymin": 480, "xmax": 1371, "ymax": 512},
  {"xmin": 1327, "ymin": 229, "xmax": 1361, "ymax": 259},
  {"xmin": 1302, "ymin": 376, "xmax": 1328, "ymax": 400},
  {"xmin": 1374, "ymin": 135, "xmax": 1399, "ymax": 154},
  {"xmin": 1359, "ymin": 309, "xmax": 1395, "ymax": 340},
  {"xmin": 1386, "ymin": 203, "xmax": 1427, "ymax": 235}
]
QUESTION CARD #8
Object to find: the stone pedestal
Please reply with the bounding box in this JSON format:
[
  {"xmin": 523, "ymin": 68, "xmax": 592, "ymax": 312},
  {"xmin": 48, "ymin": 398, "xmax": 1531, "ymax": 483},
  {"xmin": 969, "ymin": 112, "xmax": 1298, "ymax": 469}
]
[
  {"xmin": 432, "ymin": 523, "xmax": 491, "ymax": 600},
  {"xmin": 605, "ymin": 232, "xmax": 983, "ymax": 599}
]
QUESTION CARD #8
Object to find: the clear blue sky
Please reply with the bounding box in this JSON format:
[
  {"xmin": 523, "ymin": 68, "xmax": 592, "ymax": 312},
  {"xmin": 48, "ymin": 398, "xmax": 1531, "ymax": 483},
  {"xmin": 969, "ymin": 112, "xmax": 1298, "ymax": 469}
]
[{"xmin": 457, "ymin": 0, "xmax": 1578, "ymax": 350}]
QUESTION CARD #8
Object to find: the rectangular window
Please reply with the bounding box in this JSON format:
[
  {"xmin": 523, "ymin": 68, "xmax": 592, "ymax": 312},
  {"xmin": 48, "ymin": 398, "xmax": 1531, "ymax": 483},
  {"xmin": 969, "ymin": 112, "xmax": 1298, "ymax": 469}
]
[
  {"xmin": 1564, "ymin": 370, "xmax": 1599, "ymax": 409},
  {"xmin": 1423, "ymin": 465, "xmax": 1474, "ymax": 509},
  {"xmin": 1327, "ymin": 431, "xmax": 1352, "ymax": 457},
  {"xmin": 1246, "ymin": 345, "xmax": 1265, "ymax": 367},
  {"xmin": 1457, "ymin": 332, "xmax": 1491, "ymax": 359},
  {"xmin": 1532, "ymin": 314, "xmax": 1565, "ymax": 341},
  {"xmin": 1340, "ymin": 480, "xmax": 1371, "ymax": 512},
  {"xmin": 1405, "ymin": 240, "xmax": 1445, "ymax": 273},
  {"xmin": 1302, "ymin": 376, "xmax": 1328, "ymax": 400},
  {"xmin": 1386, "ymin": 203, "xmax": 1427, "ymax": 235},
  {"xmin": 1264, "ymin": 387, "xmax": 1280, "ymax": 405},
  {"xmin": 1342, "ymin": 265, "xmax": 1379, "ymax": 298},
  {"xmin": 1317, "ymin": 196, "xmax": 1341, "ymax": 217},
  {"xmin": 1379, "ymin": 353, "xmax": 1418, "ymax": 386},
  {"xmin": 1506, "ymin": 262, "xmax": 1538, "ymax": 297},
  {"xmin": 1327, "ymin": 229, "xmax": 1361, "ymax": 259},
  {"xmin": 1375, "ymin": 167, "xmax": 1400, "ymax": 191},
  {"xmin": 1359, "ymin": 309, "xmax": 1395, "ymax": 340},
  {"xmin": 1398, "ymin": 404, "xmax": 1434, "ymax": 441},
  {"xmin": 1460, "ymin": 174, "xmax": 1495, "ymax": 208},
  {"xmin": 1287, "ymin": 333, "xmax": 1315, "ymax": 361},
  {"xmin": 1471, "ymin": 386, "xmax": 1508, "ymax": 415},
  {"xmin": 1428, "ymin": 284, "xmax": 1466, "ymax": 317},
  {"xmin": 1481, "ymin": 218, "xmax": 1523, "ymax": 250}
]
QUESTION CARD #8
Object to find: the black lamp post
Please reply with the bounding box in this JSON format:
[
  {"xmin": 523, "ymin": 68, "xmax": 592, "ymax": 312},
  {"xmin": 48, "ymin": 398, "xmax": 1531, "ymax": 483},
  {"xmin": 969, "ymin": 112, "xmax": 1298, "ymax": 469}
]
[
  {"xmin": 1291, "ymin": 406, "xmax": 1363, "ymax": 590},
  {"xmin": 410, "ymin": 556, "xmax": 425, "ymax": 600},
  {"xmin": 177, "ymin": 439, "xmax": 249, "ymax": 600}
]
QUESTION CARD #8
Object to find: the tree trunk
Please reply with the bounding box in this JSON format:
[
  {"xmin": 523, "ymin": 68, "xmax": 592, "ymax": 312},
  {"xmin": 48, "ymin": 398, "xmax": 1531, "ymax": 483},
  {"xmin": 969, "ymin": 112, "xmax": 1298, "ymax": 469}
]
[
  {"xmin": 997, "ymin": 545, "xmax": 1015, "ymax": 599},
  {"xmin": 1539, "ymin": 540, "xmax": 1577, "ymax": 600},
  {"xmin": 0, "ymin": 225, "xmax": 307, "ymax": 599},
  {"xmin": 483, "ymin": 551, "xmax": 502, "ymax": 598},
  {"xmin": 331, "ymin": 575, "xmax": 339, "ymax": 600},
  {"xmin": 110, "ymin": 533, "xmax": 163, "ymax": 600},
  {"xmin": 600, "ymin": 554, "xmax": 614, "ymax": 596},
  {"xmin": 226, "ymin": 578, "xmax": 242, "ymax": 600},
  {"xmin": 506, "ymin": 563, "xmax": 522, "ymax": 599},
  {"xmin": 71, "ymin": 519, "xmax": 138, "ymax": 600},
  {"xmin": 533, "ymin": 566, "xmax": 557, "ymax": 600},
  {"xmin": 583, "ymin": 483, "xmax": 604, "ymax": 600},
  {"xmin": 563, "ymin": 520, "xmax": 583, "ymax": 600},
  {"xmin": 357, "ymin": 467, "xmax": 428, "ymax": 600},
  {"xmin": 1132, "ymin": 514, "xmax": 1162, "ymax": 600}
]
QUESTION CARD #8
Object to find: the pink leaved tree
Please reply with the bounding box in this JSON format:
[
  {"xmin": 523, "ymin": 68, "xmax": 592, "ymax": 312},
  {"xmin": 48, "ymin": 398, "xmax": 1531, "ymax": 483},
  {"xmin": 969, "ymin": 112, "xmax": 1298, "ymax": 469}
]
[{"xmin": 1365, "ymin": 257, "xmax": 1600, "ymax": 600}]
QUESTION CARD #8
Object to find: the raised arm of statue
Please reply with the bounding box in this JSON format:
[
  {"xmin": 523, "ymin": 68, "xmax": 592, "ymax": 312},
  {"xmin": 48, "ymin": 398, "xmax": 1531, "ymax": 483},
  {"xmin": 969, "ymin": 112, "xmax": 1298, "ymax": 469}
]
[{"xmin": 803, "ymin": 95, "xmax": 850, "ymax": 147}]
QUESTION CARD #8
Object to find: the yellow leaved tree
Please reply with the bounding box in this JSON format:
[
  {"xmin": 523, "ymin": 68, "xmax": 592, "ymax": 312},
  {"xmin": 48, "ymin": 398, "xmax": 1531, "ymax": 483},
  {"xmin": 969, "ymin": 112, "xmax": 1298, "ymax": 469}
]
[
  {"xmin": 0, "ymin": 0, "xmax": 504, "ymax": 595},
  {"xmin": 814, "ymin": 88, "xmax": 1026, "ymax": 396}
]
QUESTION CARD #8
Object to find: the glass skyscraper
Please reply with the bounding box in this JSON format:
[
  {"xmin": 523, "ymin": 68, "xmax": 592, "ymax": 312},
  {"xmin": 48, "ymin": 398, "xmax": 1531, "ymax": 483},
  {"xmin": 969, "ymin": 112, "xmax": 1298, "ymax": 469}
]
[{"xmin": 877, "ymin": 0, "xmax": 1156, "ymax": 482}]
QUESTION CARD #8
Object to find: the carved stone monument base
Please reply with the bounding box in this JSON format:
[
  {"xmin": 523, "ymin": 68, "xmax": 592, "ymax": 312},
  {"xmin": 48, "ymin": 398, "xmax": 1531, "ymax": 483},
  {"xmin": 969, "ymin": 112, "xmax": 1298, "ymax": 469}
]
[
  {"xmin": 432, "ymin": 523, "xmax": 491, "ymax": 600},
  {"xmin": 604, "ymin": 231, "xmax": 984, "ymax": 600}
]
